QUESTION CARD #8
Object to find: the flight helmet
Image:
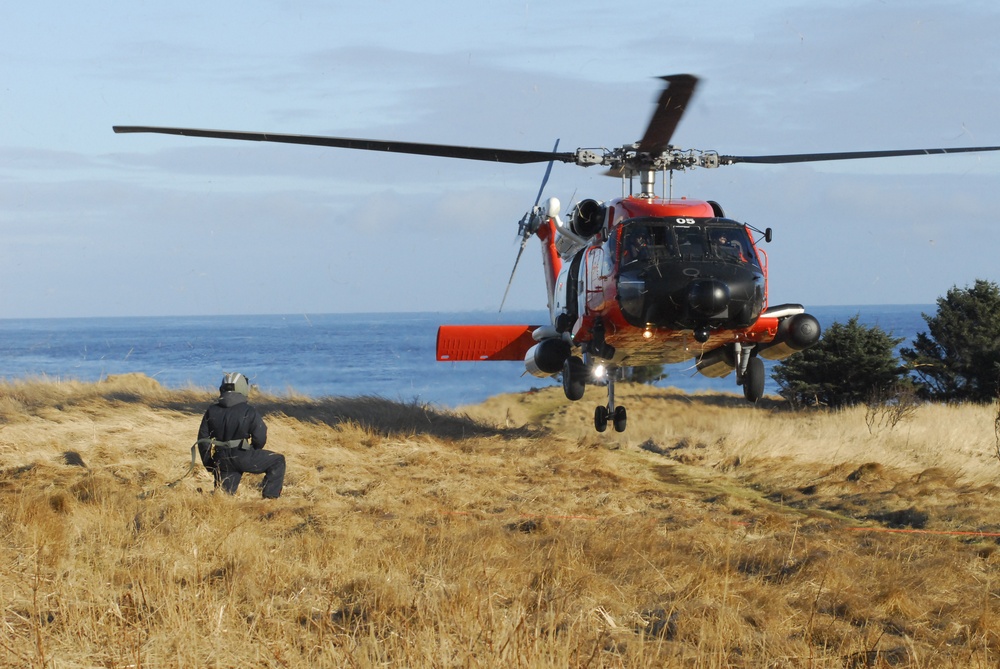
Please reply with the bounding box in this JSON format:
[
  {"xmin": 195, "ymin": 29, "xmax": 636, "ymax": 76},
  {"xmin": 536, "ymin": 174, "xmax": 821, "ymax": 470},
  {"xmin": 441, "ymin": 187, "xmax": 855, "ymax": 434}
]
[{"xmin": 220, "ymin": 372, "xmax": 250, "ymax": 397}]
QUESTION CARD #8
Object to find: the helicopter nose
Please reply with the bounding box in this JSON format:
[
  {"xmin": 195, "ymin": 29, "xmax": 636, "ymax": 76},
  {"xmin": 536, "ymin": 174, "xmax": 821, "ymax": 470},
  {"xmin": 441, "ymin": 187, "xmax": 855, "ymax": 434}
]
[{"xmin": 687, "ymin": 279, "xmax": 730, "ymax": 317}]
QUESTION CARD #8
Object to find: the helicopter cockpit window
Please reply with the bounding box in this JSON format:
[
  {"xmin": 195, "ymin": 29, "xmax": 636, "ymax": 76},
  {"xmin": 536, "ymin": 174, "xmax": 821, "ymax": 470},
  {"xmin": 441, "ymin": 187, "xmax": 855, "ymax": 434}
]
[
  {"xmin": 621, "ymin": 225, "xmax": 650, "ymax": 264},
  {"xmin": 675, "ymin": 226, "xmax": 706, "ymax": 259},
  {"xmin": 708, "ymin": 226, "xmax": 756, "ymax": 266},
  {"xmin": 620, "ymin": 221, "xmax": 677, "ymax": 265}
]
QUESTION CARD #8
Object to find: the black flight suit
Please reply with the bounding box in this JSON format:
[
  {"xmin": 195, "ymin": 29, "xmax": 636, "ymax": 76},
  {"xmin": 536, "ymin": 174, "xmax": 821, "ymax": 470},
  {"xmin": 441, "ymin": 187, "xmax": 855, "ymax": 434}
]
[{"xmin": 197, "ymin": 390, "xmax": 285, "ymax": 498}]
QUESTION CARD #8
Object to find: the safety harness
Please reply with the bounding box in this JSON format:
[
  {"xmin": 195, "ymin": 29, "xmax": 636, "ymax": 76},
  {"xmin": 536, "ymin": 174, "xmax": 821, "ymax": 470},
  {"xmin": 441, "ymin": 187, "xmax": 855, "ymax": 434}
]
[{"xmin": 209, "ymin": 438, "xmax": 252, "ymax": 452}]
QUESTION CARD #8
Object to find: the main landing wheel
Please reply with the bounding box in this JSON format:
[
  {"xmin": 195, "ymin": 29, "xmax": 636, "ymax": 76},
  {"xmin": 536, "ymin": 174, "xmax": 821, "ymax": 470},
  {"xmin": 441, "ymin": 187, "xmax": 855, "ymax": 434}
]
[
  {"xmin": 742, "ymin": 356, "xmax": 765, "ymax": 403},
  {"xmin": 562, "ymin": 356, "xmax": 586, "ymax": 401}
]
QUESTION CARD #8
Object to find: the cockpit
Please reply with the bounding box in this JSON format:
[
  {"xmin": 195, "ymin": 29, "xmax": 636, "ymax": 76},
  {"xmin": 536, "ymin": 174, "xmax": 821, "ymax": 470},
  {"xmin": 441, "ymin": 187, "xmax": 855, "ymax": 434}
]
[
  {"xmin": 618, "ymin": 217, "xmax": 758, "ymax": 268},
  {"xmin": 614, "ymin": 216, "xmax": 766, "ymax": 330}
]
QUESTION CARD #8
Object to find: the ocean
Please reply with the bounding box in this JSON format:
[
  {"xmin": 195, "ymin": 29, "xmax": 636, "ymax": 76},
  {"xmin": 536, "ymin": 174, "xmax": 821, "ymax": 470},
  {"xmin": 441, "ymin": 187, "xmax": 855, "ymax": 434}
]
[{"xmin": 0, "ymin": 305, "xmax": 931, "ymax": 408}]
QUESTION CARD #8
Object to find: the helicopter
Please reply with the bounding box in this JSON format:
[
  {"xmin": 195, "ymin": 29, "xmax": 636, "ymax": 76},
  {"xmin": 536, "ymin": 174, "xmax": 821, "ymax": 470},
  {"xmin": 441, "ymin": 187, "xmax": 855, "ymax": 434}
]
[{"xmin": 114, "ymin": 74, "xmax": 1000, "ymax": 433}]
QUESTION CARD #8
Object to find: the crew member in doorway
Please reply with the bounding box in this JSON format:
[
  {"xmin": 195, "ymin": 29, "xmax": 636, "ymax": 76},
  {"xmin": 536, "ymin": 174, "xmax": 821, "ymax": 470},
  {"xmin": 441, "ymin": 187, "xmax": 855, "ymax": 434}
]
[{"xmin": 197, "ymin": 372, "xmax": 285, "ymax": 498}]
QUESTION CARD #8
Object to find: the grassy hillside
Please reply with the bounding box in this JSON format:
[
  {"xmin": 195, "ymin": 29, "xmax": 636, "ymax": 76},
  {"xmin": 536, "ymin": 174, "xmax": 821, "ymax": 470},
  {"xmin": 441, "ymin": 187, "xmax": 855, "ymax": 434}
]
[{"xmin": 2, "ymin": 374, "xmax": 999, "ymax": 667}]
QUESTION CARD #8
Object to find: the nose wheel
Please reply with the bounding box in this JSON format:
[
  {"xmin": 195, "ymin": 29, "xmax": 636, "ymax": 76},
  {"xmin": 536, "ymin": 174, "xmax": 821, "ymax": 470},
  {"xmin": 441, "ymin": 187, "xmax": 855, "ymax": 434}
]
[
  {"xmin": 594, "ymin": 372, "xmax": 627, "ymax": 433},
  {"xmin": 563, "ymin": 355, "xmax": 628, "ymax": 433},
  {"xmin": 595, "ymin": 404, "xmax": 627, "ymax": 433}
]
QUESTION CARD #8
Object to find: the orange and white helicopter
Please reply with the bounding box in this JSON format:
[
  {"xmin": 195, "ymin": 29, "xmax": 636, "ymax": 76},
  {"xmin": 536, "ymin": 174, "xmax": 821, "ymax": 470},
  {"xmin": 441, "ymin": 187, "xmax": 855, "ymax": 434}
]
[{"xmin": 114, "ymin": 75, "xmax": 1000, "ymax": 432}]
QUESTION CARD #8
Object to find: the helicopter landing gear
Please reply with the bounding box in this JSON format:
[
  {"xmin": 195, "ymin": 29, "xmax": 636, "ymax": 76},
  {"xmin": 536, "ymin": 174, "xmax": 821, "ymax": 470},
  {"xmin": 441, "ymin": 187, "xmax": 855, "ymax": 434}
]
[
  {"xmin": 563, "ymin": 353, "xmax": 627, "ymax": 432},
  {"xmin": 562, "ymin": 355, "xmax": 586, "ymax": 401},
  {"xmin": 595, "ymin": 405, "xmax": 608, "ymax": 432},
  {"xmin": 734, "ymin": 341, "xmax": 765, "ymax": 403},
  {"xmin": 594, "ymin": 373, "xmax": 627, "ymax": 432},
  {"xmin": 733, "ymin": 342, "xmax": 764, "ymax": 404},
  {"xmin": 742, "ymin": 356, "xmax": 765, "ymax": 403},
  {"xmin": 594, "ymin": 405, "xmax": 627, "ymax": 432}
]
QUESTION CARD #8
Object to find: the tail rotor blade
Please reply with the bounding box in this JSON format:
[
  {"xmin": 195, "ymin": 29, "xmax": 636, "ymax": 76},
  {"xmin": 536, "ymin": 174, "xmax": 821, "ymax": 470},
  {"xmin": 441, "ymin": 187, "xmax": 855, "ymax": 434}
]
[
  {"xmin": 533, "ymin": 139, "xmax": 560, "ymax": 207},
  {"xmin": 499, "ymin": 237, "xmax": 529, "ymax": 313},
  {"xmin": 500, "ymin": 140, "xmax": 560, "ymax": 313}
]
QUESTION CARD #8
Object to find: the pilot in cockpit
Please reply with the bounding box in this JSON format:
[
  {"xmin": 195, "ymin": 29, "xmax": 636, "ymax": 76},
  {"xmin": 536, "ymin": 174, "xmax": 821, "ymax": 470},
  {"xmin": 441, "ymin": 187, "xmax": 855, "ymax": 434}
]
[
  {"xmin": 622, "ymin": 227, "xmax": 650, "ymax": 264},
  {"xmin": 712, "ymin": 231, "xmax": 746, "ymax": 262}
]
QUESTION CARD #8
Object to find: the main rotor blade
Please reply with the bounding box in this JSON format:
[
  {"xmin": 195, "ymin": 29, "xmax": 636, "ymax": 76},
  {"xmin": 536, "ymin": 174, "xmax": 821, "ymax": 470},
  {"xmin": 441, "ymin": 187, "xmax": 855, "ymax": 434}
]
[
  {"xmin": 637, "ymin": 74, "xmax": 699, "ymax": 155},
  {"xmin": 112, "ymin": 126, "xmax": 577, "ymax": 165},
  {"xmin": 720, "ymin": 145, "xmax": 1000, "ymax": 165}
]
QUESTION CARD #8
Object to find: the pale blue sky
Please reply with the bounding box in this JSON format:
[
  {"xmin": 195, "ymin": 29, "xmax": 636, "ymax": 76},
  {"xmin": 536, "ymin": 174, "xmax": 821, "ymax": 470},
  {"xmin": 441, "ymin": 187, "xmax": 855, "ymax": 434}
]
[{"xmin": 2, "ymin": 0, "xmax": 998, "ymax": 317}]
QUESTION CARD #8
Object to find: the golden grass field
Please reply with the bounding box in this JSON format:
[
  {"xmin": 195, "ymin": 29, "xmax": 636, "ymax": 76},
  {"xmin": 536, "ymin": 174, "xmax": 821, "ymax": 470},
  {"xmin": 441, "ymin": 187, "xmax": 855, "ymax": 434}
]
[{"xmin": 2, "ymin": 373, "xmax": 1000, "ymax": 667}]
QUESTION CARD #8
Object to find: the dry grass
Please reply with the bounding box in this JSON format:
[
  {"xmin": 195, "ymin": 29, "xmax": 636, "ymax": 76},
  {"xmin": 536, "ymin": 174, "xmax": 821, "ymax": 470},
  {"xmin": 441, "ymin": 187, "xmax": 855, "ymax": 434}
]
[{"xmin": 2, "ymin": 374, "xmax": 1000, "ymax": 667}]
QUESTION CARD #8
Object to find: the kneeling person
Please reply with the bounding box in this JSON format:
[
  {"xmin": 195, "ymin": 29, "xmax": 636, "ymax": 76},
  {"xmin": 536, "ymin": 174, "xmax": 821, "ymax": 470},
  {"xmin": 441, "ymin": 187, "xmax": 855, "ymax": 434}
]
[{"xmin": 197, "ymin": 372, "xmax": 285, "ymax": 498}]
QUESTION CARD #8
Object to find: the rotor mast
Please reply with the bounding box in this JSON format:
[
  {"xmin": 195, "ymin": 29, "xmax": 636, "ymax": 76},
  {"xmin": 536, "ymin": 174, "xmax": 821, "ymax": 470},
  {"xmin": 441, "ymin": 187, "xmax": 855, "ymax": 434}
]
[{"xmin": 639, "ymin": 168, "xmax": 658, "ymax": 198}]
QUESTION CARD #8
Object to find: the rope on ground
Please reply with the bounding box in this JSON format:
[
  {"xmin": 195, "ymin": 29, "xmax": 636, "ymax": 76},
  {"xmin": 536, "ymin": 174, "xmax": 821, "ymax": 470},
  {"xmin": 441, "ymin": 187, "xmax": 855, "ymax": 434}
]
[{"xmin": 158, "ymin": 438, "xmax": 220, "ymax": 490}]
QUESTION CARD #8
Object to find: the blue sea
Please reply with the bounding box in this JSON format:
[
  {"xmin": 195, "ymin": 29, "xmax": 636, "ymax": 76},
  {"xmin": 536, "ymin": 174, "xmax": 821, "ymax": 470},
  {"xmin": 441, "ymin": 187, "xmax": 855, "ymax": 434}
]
[{"xmin": 0, "ymin": 305, "xmax": 930, "ymax": 408}]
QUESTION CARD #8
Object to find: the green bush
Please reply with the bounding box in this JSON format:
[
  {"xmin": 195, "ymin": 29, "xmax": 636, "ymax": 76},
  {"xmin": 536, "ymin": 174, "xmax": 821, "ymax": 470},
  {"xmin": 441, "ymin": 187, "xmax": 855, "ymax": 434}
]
[
  {"xmin": 901, "ymin": 279, "xmax": 1000, "ymax": 402},
  {"xmin": 624, "ymin": 364, "xmax": 666, "ymax": 384},
  {"xmin": 772, "ymin": 316, "xmax": 905, "ymax": 408}
]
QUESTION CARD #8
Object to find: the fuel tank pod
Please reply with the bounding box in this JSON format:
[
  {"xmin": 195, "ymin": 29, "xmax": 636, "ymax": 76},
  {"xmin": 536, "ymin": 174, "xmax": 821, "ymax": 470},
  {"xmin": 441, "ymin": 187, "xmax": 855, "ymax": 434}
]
[
  {"xmin": 695, "ymin": 345, "xmax": 737, "ymax": 378},
  {"xmin": 757, "ymin": 313, "xmax": 822, "ymax": 361},
  {"xmin": 524, "ymin": 338, "xmax": 571, "ymax": 377}
]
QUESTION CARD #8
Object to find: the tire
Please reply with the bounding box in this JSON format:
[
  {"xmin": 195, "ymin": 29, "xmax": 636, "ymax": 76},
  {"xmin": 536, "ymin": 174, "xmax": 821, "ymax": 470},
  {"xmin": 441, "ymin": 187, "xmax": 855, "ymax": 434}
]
[
  {"xmin": 743, "ymin": 356, "xmax": 765, "ymax": 403},
  {"xmin": 594, "ymin": 405, "xmax": 609, "ymax": 432},
  {"xmin": 562, "ymin": 356, "xmax": 586, "ymax": 401},
  {"xmin": 613, "ymin": 406, "xmax": 627, "ymax": 433}
]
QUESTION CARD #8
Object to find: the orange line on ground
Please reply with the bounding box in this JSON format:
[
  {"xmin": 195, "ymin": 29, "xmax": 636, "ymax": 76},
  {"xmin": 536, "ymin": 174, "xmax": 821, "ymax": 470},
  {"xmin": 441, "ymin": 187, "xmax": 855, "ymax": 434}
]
[
  {"xmin": 440, "ymin": 510, "xmax": 603, "ymax": 522},
  {"xmin": 844, "ymin": 526, "xmax": 1000, "ymax": 538},
  {"xmin": 439, "ymin": 509, "xmax": 1000, "ymax": 538}
]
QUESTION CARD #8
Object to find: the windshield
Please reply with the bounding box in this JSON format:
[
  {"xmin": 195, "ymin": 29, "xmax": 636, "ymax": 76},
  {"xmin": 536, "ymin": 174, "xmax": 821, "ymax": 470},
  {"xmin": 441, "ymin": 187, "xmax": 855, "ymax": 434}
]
[
  {"xmin": 707, "ymin": 226, "xmax": 754, "ymax": 264},
  {"xmin": 619, "ymin": 218, "xmax": 758, "ymax": 267},
  {"xmin": 620, "ymin": 221, "xmax": 676, "ymax": 264}
]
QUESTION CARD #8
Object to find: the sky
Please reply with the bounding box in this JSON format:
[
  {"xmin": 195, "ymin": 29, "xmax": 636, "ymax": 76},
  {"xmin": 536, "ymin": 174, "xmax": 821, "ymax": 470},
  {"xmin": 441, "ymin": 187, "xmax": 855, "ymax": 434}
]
[{"xmin": 1, "ymin": 0, "xmax": 999, "ymax": 318}]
